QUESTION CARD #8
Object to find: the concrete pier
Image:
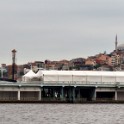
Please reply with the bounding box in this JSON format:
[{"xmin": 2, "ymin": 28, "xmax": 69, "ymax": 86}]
[
  {"xmin": 115, "ymin": 90, "xmax": 117, "ymax": 100},
  {"xmin": 61, "ymin": 86, "xmax": 64, "ymax": 101},
  {"xmin": 18, "ymin": 90, "xmax": 20, "ymax": 100}
]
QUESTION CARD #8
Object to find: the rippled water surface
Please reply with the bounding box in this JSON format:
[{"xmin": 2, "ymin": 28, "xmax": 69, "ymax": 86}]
[{"xmin": 0, "ymin": 104, "xmax": 124, "ymax": 124}]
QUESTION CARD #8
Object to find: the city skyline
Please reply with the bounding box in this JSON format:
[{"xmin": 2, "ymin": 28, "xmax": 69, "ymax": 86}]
[{"xmin": 0, "ymin": 0, "xmax": 124, "ymax": 64}]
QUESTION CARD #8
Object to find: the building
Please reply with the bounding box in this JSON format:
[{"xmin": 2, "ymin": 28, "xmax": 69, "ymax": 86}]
[
  {"xmin": 85, "ymin": 58, "xmax": 96, "ymax": 66},
  {"xmin": 111, "ymin": 53, "xmax": 121, "ymax": 66}
]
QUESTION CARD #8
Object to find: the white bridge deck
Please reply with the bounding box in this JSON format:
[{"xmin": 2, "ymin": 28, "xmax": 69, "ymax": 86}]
[{"xmin": 0, "ymin": 80, "xmax": 123, "ymax": 88}]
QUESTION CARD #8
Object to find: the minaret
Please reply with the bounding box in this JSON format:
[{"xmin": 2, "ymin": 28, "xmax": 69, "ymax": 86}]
[{"xmin": 115, "ymin": 34, "xmax": 118, "ymax": 52}]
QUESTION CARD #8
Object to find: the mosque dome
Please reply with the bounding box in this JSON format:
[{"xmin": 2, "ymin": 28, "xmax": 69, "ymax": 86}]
[{"xmin": 117, "ymin": 44, "xmax": 124, "ymax": 51}]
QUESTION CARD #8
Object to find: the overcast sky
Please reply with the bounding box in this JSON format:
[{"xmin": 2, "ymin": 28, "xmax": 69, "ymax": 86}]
[{"xmin": 0, "ymin": 0, "xmax": 124, "ymax": 65}]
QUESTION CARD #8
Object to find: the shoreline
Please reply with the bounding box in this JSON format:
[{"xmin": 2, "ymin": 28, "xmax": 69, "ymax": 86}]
[{"xmin": 0, "ymin": 100, "xmax": 124, "ymax": 104}]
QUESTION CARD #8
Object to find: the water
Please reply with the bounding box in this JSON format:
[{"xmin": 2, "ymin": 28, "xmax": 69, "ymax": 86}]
[{"xmin": 0, "ymin": 104, "xmax": 124, "ymax": 124}]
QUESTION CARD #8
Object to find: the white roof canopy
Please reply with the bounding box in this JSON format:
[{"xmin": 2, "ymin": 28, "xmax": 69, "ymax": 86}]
[
  {"xmin": 33, "ymin": 70, "xmax": 124, "ymax": 84},
  {"xmin": 22, "ymin": 70, "xmax": 37, "ymax": 82},
  {"xmin": 22, "ymin": 70, "xmax": 124, "ymax": 84}
]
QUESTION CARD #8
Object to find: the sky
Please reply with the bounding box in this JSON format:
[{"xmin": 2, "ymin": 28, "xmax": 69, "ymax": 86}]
[{"xmin": 0, "ymin": 0, "xmax": 124, "ymax": 65}]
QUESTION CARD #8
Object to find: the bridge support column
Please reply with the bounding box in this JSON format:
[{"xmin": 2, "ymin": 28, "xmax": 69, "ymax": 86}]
[
  {"xmin": 77, "ymin": 88, "xmax": 80, "ymax": 101},
  {"xmin": 115, "ymin": 90, "xmax": 117, "ymax": 101},
  {"xmin": 73, "ymin": 87, "xmax": 75, "ymax": 102},
  {"xmin": 18, "ymin": 90, "xmax": 20, "ymax": 100},
  {"xmin": 92, "ymin": 89, "xmax": 96, "ymax": 101},
  {"xmin": 39, "ymin": 90, "xmax": 41, "ymax": 100},
  {"xmin": 61, "ymin": 86, "xmax": 64, "ymax": 101},
  {"xmin": 68, "ymin": 88, "xmax": 72, "ymax": 102}
]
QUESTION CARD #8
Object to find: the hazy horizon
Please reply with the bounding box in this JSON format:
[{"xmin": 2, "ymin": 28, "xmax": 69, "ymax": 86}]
[{"xmin": 0, "ymin": 0, "xmax": 124, "ymax": 65}]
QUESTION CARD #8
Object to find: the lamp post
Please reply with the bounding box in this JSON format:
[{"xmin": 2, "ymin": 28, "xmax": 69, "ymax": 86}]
[{"xmin": 12, "ymin": 49, "xmax": 17, "ymax": 80}]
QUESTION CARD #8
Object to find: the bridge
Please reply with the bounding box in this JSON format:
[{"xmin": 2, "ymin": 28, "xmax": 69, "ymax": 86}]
[
  {"xmin": 0, "ymin": 70, "xmax": 124, "ymax": 102},
  {"xmin": 0, "ymin": 80, "xmax": 123, "ymax": 102}
]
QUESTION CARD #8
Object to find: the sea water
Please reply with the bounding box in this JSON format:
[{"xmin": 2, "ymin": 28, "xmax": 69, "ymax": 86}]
[{"xmin": 0, "ymin": 104, "xmax": 124, "ymax": 124}]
